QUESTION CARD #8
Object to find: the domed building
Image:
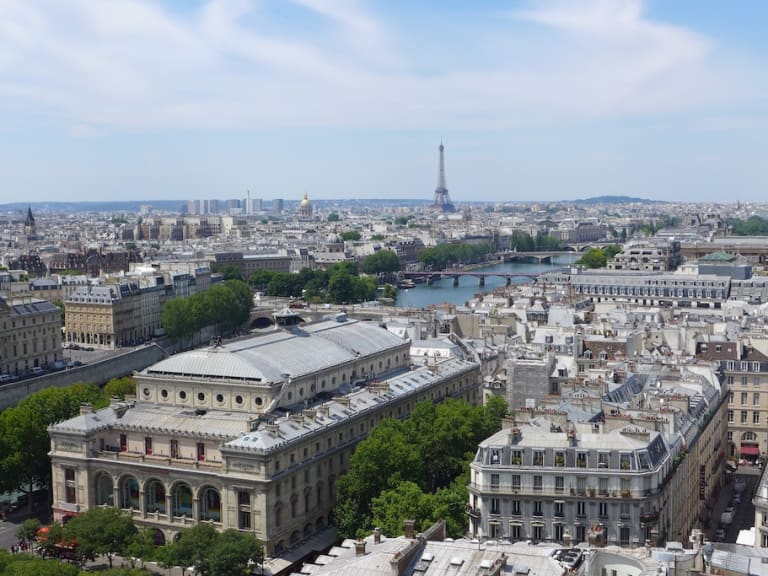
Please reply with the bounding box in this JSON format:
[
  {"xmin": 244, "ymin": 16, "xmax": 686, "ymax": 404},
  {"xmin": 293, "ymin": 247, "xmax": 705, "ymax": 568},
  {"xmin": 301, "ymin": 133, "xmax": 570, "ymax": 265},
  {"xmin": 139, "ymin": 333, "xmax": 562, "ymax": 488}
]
[{"xmin": 297, "ymin": 192, "xmax": 313, "ymax": 220}]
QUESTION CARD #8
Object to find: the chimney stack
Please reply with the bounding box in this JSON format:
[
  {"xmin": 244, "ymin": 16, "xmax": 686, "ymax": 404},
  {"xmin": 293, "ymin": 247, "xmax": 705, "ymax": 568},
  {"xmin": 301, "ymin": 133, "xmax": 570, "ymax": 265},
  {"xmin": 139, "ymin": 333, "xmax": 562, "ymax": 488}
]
[
  {"xmin": 374, "ymin": 527, "xmax": 382, "ymax": 544},
  {"xmin": 404, "ymin": 520, "xmax": 415, "ymax": 539},
  {"xmin": 355, "ymin": 539, "xmax": 366, "ymax": 556}
]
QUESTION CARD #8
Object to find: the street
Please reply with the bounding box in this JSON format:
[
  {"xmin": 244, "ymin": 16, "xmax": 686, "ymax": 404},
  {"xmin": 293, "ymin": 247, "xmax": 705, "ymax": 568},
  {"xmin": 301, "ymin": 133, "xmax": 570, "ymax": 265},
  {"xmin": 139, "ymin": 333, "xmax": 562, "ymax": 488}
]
[{"xmin": 708, "ymin": 465, "xmax": 762, "ymax": 543}]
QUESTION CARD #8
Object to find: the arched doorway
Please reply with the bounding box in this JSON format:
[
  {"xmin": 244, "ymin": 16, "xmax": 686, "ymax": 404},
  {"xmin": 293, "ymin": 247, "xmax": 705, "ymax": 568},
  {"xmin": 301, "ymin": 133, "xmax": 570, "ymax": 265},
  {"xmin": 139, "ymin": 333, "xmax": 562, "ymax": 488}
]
[
  {"xmin": 146, "ymin": 480, "xmax": 166, "ymax": 514},
  {"xmin": 119, "ymin": 476, "xmax": 140, "ymax": 510},
  {"xmin": 199, "ymin": 487, "xmax": 221, "ymax": 522},
  {"xmin": 171, "ymin": 483, "xmax": 193, "ymax": 518},
  {"xmin": 95, "ymin": 473, "xmax": 114, "ymax": 506}
]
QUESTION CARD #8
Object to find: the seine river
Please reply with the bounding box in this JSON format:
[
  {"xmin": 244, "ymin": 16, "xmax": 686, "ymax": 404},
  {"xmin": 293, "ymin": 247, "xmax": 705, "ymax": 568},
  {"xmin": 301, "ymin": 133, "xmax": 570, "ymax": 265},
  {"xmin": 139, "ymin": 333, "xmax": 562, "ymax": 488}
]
[{"xmin": 396, "ymin": 255, "xmax": 579, "ymax": 308}]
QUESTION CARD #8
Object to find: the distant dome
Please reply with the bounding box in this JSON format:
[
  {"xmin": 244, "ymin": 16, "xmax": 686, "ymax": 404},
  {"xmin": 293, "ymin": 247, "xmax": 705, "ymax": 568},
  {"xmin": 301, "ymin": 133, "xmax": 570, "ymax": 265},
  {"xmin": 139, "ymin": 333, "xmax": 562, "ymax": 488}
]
[
  {"xmin": 326, "ymin": 233, "xmax": 342, "ymax": 244},
  {"xmin": 300, "ymin": 193, "xmax": 311, "ymax": 207}
]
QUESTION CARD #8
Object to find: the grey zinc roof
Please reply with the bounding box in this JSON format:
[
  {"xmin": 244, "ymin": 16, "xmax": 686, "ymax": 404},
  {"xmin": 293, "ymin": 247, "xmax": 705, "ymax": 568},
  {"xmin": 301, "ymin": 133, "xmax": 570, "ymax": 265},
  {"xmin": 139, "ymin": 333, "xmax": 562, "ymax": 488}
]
[
  {"xmin": 143, "ymin": 319, "xmax": 406, "ymax": 383},
  {"xmin": 50, "ymin": 402, "xmax": 253, "ymax": 438}
]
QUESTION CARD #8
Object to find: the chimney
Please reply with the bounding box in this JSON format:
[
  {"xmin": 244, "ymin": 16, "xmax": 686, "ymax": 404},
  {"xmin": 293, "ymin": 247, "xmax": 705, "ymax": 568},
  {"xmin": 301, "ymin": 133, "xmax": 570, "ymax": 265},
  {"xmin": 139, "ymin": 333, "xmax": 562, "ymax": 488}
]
[
  {"xmin": 404, "ymin": 519, "xmax": 415, "ymax": 539},
  {"xmin": 355, "ymin": 539, "xmax": 366, "ymax": 556},
  {"xmin": 374, "ymin": 527, "xmax": 382, "ymax": 544},
  {"xmin": 80, "ymin": 403, "xmax": 94, "ymax": 415}
]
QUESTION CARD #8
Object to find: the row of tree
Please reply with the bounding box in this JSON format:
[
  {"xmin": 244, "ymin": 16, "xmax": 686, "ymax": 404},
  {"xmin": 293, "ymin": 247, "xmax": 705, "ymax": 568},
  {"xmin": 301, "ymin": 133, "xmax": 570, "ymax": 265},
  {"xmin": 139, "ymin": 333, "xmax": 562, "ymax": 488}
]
[
  {"xmin": 506, "ymin": 231, "xmax": 562, "ymax": 252},
  {"xmin": 8, "ymin": 509, "xmax": 262, "ymax": 576},
  {"xmin": 161, "ymin": 280, "xmax": 252, "ymax": 342},
  {"xmin": 249, "ymin": 263, "xmax": 378, "ymax": 304},
  {"xmin": 0, "ymin": 377, "xmax": 135, "ymax": 505},
  {"xmin": 418, "ymin": 241, "xmax": 496, "ymax": 270},
  {"xmin": 727, "ymin": 215, "xmax": 768, "ymax": 236},
  {"xmin": 332, "ymin": 397, "xmax": 507, "ymax": 538}
]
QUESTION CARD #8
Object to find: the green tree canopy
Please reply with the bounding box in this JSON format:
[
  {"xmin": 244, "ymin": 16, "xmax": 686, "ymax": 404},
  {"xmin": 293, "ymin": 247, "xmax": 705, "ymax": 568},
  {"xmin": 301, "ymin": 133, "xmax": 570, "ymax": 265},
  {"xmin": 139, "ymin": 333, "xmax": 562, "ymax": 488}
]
[
  {"xmin": 327, "ymin": 212, "xmax": 340, "ymax": 222},
  {"xmin": 163, "ymin": 523, "xmax": 263, "ymax": 576},
  {"xmin": 361, "ymin": 250, "xmax": 401, "ymax": 274},
  {"xmin": 0, "ymin": 383, "xmax": 103, "ymax": 499},
  {"xmin": 339, "ymin": 230, "xmax": 361, "ymax": 241},
  {"xmin": 216, "ymin": 263, "xmax": 244, "ymax": 281},
  {"xmin": 63, "ymin": 507, "xmax": 137, "ymax": 568},
  {"xmin": 333, "ymin": 398, "xmax": 507, "ymax": 538},
  {"xmin": 103, "ymin": 376, "xmax": 136, "ymax": 401}
]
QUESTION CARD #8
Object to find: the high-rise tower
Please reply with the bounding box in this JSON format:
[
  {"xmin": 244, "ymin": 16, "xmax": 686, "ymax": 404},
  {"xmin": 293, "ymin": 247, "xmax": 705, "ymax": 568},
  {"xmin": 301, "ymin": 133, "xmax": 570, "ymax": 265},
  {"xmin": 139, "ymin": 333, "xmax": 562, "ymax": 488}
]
[{"xmin": 432, "ymin": 142, "xmax": 455, "ymax": 212}]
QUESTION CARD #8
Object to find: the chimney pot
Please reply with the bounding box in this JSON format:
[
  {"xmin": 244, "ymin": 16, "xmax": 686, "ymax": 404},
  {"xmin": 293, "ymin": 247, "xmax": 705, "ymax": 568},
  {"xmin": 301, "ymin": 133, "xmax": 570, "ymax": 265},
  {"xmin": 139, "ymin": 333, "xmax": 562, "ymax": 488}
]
[
  {"xmin": 355, "ymin": 539, "xmax": 366, "ymax": 556},
  {"xmin": 404, "ymin": 519, "xmax": 415, "ymax": 539},
  {"xmin": 374, "ymin": 527, "xmax": 382, "ymax": 544}
]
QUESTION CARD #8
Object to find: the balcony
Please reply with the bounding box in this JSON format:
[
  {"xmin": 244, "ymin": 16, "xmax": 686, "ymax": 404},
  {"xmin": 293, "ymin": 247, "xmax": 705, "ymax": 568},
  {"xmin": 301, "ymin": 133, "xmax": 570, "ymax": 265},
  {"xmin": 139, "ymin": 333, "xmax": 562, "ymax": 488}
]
[{"xmin": 466, "ymin": 506, "xmax": 480, "ymax": 518}]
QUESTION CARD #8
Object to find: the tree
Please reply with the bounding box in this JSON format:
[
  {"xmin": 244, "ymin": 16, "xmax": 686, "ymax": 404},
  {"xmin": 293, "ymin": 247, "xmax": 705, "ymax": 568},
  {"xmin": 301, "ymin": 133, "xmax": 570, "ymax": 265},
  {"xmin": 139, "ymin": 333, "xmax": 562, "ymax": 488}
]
[
  {"xmin": 327, "ymin": 272, "xmax": 356, "ymax": 304},
  {"xmin": 166, "ymin": 522, "xmax": 219, "ymax": 575},
  {"xmin": 207, "ymin": 529, "xmax": 264, "ymax": 576},
  {"xmin": 0, "ymin": 384, "xmax": 103, "ymax": 500},
  {"xmin": 161, "ymin": 298, "xmax": 195, "ymax": 342},
  {"xmin": 334, "ymin": 398, "xmax": 507, "ymax": 538},
  {"xmin": 125, "ymin": 527, "xmax": 159, "ymax": 569},
  {"xmin": 64, "ymin": 507, "xmax": 136, "ymax": 568},
  {"xmin": 361, "ymin": 250, "xmax": 401, "ymax": 274},
  {"xmin": 576, "ymin": 247, "xmax": 608, "ymax": 268},
  {"xmin": 216, "ymin": 263, "xmax": 243, "ymax": 281},
  {"xmin": 327, "ymin": 212, "xmax": 340, "ymax": 222},
  {"xmin": 339, "ymin": 230, "xmax": 361, "ymax": 241},
  {"xmin": 16, "ymin": 518, "xmax": 41, "ymax": 546},
  {"xmin": 103, "ymin": 376, "xmax": 136, "ymax": 401},
  {"xmin": 249, "ymin": 269, "xmax": 276, "ymax": 289},
  {"xmin": 0, "ymin": 552, "xmax": 80, "ymax": 575},
  {"xmin": 381, "ymin": 284, "xmax": 397, "ymax": 302}
]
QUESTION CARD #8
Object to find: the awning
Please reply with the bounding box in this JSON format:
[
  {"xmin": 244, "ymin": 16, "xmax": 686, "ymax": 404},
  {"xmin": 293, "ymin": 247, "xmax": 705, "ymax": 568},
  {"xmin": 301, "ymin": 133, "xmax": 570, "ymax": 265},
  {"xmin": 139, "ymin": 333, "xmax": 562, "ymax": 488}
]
[{"xmin": 740, "ymin": 444, "xmax": 760, "ymax": 457}]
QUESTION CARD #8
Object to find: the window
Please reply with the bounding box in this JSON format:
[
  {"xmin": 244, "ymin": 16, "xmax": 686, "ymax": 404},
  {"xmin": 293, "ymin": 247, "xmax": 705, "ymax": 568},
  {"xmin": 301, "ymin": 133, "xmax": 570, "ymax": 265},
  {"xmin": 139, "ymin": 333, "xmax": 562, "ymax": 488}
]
[
  {"xmin": 729, "ymin": 391, "xmax": 734, "ymax": 404},
  {"xmin": 511, "ymin": 450, "xmax": 522, "ymax": 465},
  {"xmin": 119, "ymin": 434, "xmax": 127, "ymax": 452},
  {"xmin": 742, "ymin": 392, "xmax": 748, "ymax": 405},
  {"xmin": 755, "ymin": 376, "xmax": 761, "ymax": 387},
  {"xmin": 511, "ymin": 499, "xmax": 521, "ymax": 515},
  {"xmin": 554, "ymin": 501, "xmax": 564, "ymax": 517},
  {"xmin": 511, "ymin": 524, "xmax": 522, "ymax": 540},
  {"xmin": 619, "ymin": 453, "xmax": 632, "ymax": 470},
  {"xmin": 144, "ymin": 437, "xmax": 152, "ymax": 455},
  {"xmin": 555, "ymin": 476, "xmax": 564, "ymax": 493},
  {"xmin": 197, "ymin": 442, "xmax": 205, "ymax": 462},
  {"xmin": 576, "ymin": 452, "xmax": 587, "ymax": 468},
  {"xmin": 599, "ymin": 502, "xmax": 608, "ymax": 517},
  {"xmin": 512, "ymin": 475, "xmax": 521, "ymax": 490},
  {"xmin": 238, "ymin": 511, "xmax": 251, "ymax": 529},
  {"xmin": 755, "ymin": 393, "xmax": 761, "ymax": 406},
  {"xmin": 491, "ymin": 474, "xmax": 500, "ymax": 488},
  {"xmin": 533, "ymin": 476, "xmax": 543, "ymax": 491},
  {"xmin": 533, "ymin": 451, "xmax": 544, "ymax": 466},
  {"xmin": 598, "ymin": 452, "xmax": 609, "ymax": 468},
  {"xmin": 577, "ymin": 501, "xmax": 586, "ymax": 516},
  {"xmin": 620, "ymin": 503, "xmax": 630, "ymax": 518},
  {"xmin": 728, "ymin": 410, "xmax": 734, "ymax": 423},
  {"xmin": 741, "ymin": 411, "xmax": 748, "ymax": 424},
  {"xmin": 170, "ymin": 439, "xmax": 179, "ymax": 459},
  {"xmin": 490, "ymin": 449, "xmax": 501, "ymax": 464},
  {"xmin": 64, "ymin": 468, "xmax": 76, "ymax": 504},
  {"xmin": 490, "ymin": 498, "xmax": 500, "ymax": 514},
  {"xmin": 554, "ymin": 452, "xmax": 565, "ymax": 467},
  {"xmin": 533, "ymin": 501, "xmax": 543, "ymax": 516},
  {"xmin": 754, "ymin": 411, "xmax": 760, "ymax": 424},
  {"xmin": 599, "ymin": 477, "xmax": 608, "ymax": 495},
  {"xmin": 533, "ymin": 525, "xmax": 543, "ymax": 542},
  {"xmin": 238, "ymin": 491, "xmax": 250, "ymax": 506}
]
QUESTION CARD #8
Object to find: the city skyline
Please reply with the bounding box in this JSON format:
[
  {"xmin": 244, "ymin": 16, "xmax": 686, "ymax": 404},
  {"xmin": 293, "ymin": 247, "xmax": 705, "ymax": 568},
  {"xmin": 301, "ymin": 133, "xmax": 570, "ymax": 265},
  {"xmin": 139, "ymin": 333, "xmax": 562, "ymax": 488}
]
[{"xmin": 2, "ymin": 1, "xmax": 768, "ymax": 203}]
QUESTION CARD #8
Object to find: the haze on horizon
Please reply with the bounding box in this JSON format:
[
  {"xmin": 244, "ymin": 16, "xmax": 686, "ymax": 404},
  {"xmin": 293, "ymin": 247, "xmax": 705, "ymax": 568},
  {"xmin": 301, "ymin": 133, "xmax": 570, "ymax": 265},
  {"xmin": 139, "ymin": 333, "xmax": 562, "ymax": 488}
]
[{"xmin": 1, "ymin": 0, "xmax": 767, "ymax": 205}]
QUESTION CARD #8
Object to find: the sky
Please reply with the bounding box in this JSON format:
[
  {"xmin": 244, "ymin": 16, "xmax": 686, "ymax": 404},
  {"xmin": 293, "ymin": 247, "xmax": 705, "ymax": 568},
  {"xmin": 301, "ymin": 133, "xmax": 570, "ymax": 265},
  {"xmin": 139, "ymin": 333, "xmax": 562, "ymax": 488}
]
[{"xmin": 1, "ymin": 0, "xmax": 768, "ymax": 204}]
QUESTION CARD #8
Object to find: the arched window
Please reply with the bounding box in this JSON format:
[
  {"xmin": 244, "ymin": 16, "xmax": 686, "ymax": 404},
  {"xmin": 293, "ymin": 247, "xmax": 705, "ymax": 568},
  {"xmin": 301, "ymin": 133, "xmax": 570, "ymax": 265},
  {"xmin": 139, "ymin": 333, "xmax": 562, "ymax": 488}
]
[
  {"xmin": 119, "ymin": 477, "xmax": 139, "ymax": 510},
  {"xmin": 172, "ymin": 483, "xmax": 193, "ymax": 517},
  {"xmin": 146, "ymin": 480, "xmax": 166, "ymax": 514},
  {"xmin": 95, "ymin": 473, "xmax": 114, "ymax": 506},
  {"xmin": 199, "ymin": 487, "xmax": 221, "ymax": 522}
]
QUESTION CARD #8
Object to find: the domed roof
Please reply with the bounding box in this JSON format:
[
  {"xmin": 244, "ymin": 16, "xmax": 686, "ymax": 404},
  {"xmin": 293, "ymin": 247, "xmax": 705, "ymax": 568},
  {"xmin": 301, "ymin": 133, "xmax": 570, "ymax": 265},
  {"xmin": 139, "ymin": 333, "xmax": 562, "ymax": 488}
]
[
  {"xmin": 300, "ymin": 192, "xmax": 311, "ymax": 207},
  {"xmin": 326, "ymin": 232, "xmax": 342, "ymax": 244}
]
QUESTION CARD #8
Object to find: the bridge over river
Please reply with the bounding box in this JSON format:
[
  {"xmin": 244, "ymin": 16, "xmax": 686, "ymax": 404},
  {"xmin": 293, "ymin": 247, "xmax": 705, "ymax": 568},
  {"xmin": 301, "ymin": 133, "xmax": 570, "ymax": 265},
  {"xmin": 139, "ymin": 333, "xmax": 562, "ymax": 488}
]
[{"xmin": 400, "ymin": 269, "xmax": 562, "ymax": 288}]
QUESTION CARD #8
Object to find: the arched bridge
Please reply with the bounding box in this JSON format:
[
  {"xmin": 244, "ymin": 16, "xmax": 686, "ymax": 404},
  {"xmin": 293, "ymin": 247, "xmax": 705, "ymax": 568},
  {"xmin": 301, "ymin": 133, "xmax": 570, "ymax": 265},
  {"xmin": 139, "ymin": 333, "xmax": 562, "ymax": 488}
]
[{"xmin": 400, "ymin": 270, "xmax": 547, "ymax": 288}]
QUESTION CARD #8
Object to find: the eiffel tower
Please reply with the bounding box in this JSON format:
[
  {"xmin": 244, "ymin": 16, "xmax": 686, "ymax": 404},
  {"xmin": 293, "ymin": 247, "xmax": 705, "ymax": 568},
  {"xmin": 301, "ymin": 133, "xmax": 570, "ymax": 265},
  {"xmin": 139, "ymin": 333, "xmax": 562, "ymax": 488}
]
[{"xmin": 432, "ymin": 142, "xmax": 456, "ymax": 212}]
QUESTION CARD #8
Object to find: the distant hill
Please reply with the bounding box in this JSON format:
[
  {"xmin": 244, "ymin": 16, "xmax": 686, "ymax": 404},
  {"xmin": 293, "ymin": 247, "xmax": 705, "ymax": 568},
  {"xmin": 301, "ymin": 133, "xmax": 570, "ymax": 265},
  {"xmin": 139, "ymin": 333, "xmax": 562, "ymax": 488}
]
[{"xmin": 570, "ymin": 196, "xmax": 661, "ymax": 205}]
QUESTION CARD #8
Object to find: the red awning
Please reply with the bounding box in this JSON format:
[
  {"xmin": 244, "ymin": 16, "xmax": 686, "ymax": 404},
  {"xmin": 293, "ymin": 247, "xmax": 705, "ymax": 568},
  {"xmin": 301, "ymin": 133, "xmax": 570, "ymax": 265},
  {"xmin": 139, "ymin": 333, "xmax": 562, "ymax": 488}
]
[{"xmin": 740, "ymin": 444, "xmax": 760, "ymax": 457}]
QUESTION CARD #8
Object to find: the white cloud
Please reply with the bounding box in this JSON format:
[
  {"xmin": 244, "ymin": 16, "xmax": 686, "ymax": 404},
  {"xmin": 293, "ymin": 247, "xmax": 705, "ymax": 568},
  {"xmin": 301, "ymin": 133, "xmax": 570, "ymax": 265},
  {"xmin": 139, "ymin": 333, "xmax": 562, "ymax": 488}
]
[{"xmin": 0, "ymin": 0, "xmax": 764, "ymax": 134}]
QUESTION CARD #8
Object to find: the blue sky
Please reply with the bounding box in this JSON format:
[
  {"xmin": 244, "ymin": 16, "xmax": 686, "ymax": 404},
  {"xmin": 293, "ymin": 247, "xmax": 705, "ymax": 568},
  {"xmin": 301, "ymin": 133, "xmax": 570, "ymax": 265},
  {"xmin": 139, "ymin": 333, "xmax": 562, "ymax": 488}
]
[{"xmin": 1, "ymin": 0, "xmax": 767, "ymax": 204}]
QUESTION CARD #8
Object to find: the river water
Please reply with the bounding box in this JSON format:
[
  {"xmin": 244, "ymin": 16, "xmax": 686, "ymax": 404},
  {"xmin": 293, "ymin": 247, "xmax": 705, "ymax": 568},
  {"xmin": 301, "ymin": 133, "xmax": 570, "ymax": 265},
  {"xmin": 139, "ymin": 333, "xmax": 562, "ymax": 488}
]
[{"xmin": 396, "ymin": 255, "xmax": 579, "ymax": 308}]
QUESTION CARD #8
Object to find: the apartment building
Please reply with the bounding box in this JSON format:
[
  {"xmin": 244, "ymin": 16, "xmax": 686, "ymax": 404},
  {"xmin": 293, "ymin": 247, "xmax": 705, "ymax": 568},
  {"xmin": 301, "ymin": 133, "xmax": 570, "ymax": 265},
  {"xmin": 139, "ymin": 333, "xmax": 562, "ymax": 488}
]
[{"xmin": 0, "ymin": 296, "xmax": 62, "ymax": 376}]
